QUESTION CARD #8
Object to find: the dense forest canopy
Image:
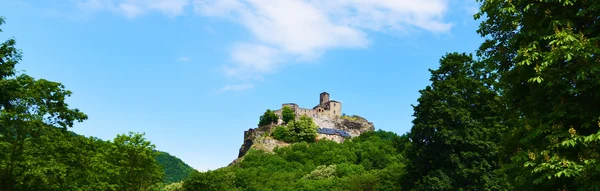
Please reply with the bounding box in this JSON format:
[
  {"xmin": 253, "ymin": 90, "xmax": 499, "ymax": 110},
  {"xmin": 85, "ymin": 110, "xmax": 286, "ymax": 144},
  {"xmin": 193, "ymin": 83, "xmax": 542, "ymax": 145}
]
[
  {"xmin": 183, "ymin": 130, "xmax": 409, "ymax": 191},
  {"xmin": 1, "ymin": 0, "xmax": 599, "ymax": 190}
]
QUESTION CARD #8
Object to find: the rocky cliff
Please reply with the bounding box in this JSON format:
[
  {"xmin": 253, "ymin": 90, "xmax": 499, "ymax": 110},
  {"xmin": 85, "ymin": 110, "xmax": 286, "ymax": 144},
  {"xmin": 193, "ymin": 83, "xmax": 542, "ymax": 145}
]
[
  {"xmin": 231, "ymin": 115, "xmax": 374, "ymax": 165},
  {"xmin": 312, "ymin": 115, "xmax": 374, "ymax": 137}
]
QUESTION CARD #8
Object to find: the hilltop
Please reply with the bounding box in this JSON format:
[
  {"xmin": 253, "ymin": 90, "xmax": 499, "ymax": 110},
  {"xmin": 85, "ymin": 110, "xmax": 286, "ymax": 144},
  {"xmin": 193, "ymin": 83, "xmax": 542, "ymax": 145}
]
[{"xmin": 232, "ymin": 92, "xmax": 375, "ymax": 165}]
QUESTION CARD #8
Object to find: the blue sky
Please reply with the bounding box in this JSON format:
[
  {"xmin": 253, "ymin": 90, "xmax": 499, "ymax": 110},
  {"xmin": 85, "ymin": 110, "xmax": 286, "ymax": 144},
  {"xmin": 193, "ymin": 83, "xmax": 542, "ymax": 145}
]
[{"xmin": 0, "ymin": 0, "xmax": 484, "ymax": 170}]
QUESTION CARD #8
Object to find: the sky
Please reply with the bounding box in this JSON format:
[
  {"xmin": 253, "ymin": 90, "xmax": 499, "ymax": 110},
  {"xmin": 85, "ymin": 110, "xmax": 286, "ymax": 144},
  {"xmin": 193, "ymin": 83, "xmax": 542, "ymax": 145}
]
[{"xmin": 0, "ymin": 0, "xmax": 485, "ymax": 171}]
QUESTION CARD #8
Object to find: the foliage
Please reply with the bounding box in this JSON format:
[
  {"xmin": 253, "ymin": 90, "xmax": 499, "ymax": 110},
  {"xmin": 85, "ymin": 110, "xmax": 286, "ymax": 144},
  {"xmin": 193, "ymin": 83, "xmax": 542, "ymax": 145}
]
[
  {"xmin": 13, "ymin": 129, "xmax": 119, "ymax": 191},
  {"xmin": 0, "ymin": 17, "xmax": 89, "ymax": 191},
  {"xmin": 404, "ymin": 52, "xmax": 507, "ymax": 190},
  {"xmin": 271, "ymin": 115, "xmax": 317, "ymax": 143},
  {"xmin": 155, "ymin": 151, "xmax": 195, "ymax": 183},
  {"xmin": 112, "ymin": 132, "xmax": 165, "ymax": 190},
  {"xmin": 182, "ymin": 130, "xmax": 407, "ymax": 191},
  {"xmin": 163, "ymin": 182, "xmax": 184, "ymax": 191},
  {"xmin": 258, "ymin": 109, "xmax": 278, "ymax": 127},
  {"xmin": 476, "ymin": 0, "xmax": 600, "ymax": 189},
  {"xmin": 182, "ymin": 170, "xmax": 240, "ymax": 191},
  {"xmin": 303, "ymin": 165, "xmax": 337, "ymax": 180},
  {"xmin": 281, "ymin": 106, "xmax": 295, "ymax": 124},
  {"xmin": 0, "ymin": 17, "xmax": 171, "ymax": 191},
  {"xmin": 1, "ymin": 126, "xmax": 168, "ymax": 191},
  {"xmin": 340, "ymin": 115, "xmax": 358, "ymax": 121},
  {"xmin": 271, "ymin": 125, "xmax": 292, "ymax": 142}
]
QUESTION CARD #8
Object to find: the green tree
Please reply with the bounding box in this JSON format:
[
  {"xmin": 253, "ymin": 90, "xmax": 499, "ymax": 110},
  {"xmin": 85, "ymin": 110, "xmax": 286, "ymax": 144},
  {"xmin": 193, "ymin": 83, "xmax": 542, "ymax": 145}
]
[
  {"xmin": 0, "ymin": 16, "xmax": 188, "ymax": 191},
  {"xmin": 182, "ymin": 170, "xmax": 238, "ymax": 191},
  {"xmin": 14, "ymin": 130, "xmax": 119, "ymax": 191},
  {"xmin": 303, "ymin": 165, "xmax": 337, "ymax": 180},
  {"xmin": 162, "ymin": 182, "xmax": 184, "ymax": 191},
  {"xmin": 404, "ymin": 53, "xmax": 506, "ymax": 190},
  {"xmin": 271, "ymin": 125, "xmax": 293, "ymax": 142},
  {"xmin": 258, "ymin": 109, "xmax": 278, "ymax": 127},
  {"xmin": 272, "ymin": 115, "xmax": 318, "ymax": 143},
  {"xmin": 476, "ymin": 0, "xmax": 600, "ymax": 189},
  {"xmin": 111, "ymin": 132, "xmax": 164, "ymax": 191},
  {"xmin": 0, "ymin": 17, "xmax": 88, "ymax": 190},
  {"xmin": 288, "ymin": 115, "xmax": 318, "ymax": 143},
  {"xmin": 281, "ymin": 106, "xmax": 295, "ymax": 124}
]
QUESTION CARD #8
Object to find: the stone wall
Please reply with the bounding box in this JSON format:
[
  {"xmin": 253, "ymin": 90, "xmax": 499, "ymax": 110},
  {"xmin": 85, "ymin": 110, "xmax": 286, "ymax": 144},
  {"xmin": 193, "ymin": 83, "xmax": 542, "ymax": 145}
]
[
  {"xmin": 273, "ymin": 106, "xmax": 318, "ymax": 123},
  {"xmin": 296, "ymin": 108, "xmax": 317, "ymax": 118},
  {"xmin": 317, "ymin": 134, "xmax": 345, "ymax": 143},
  {"xmin": 328, "ymin": 101, "xmax": 341, "ymax": 117}
]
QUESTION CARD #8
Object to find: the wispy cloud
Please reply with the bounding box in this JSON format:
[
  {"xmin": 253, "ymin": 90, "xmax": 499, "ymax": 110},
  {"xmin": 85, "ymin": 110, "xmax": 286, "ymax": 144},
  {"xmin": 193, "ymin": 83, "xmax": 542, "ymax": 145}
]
[
  {"xmin": 203, "ymin": 25, "xmax": 217, "ymax": 34},
  {"xmin": 219, "ymin": 83, "xmax": 255, "ymax": 93},
  {"xmin": 178, "ymin": 56, "xmax": 191, "ymax": 62},
  {"xmin": 224, "ymin": 43, "xmax": 283, "ymax": 80},
  {"xmin": 76, "ymin": 0, "xmax": 189, "ymax": 18}
]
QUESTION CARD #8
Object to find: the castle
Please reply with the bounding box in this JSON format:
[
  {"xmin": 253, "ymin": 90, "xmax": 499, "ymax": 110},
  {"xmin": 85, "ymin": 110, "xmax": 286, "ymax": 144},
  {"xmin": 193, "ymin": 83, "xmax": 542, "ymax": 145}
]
[
  {"xmin": 273, "ymin": 92, "xmax": 342, "ymax": 120},
  {"xmin": 235, "ymin": 92, "xmax": 373, "ymax": 160}
]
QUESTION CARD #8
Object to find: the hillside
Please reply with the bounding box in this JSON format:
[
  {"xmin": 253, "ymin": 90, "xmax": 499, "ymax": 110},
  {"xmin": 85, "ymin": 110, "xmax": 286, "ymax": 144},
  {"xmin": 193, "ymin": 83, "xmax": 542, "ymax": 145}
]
[
  {"xmin": 155, "ymin": 151, "xmax": 195, "ymax": 183},
  {"xmin": 235, "ymin": 114, "xmax": 375, "ymax": 162},
  {"xmin": 184, "ymin": 130, "xmax": 409, "ymax": 191}
]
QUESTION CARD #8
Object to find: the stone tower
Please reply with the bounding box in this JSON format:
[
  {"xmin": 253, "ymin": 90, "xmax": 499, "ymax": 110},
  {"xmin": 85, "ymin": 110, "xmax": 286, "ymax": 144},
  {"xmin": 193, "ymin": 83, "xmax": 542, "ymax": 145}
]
[{"xmin": 319, "ymin": 92, "xmax": 330, "ymax": 106}]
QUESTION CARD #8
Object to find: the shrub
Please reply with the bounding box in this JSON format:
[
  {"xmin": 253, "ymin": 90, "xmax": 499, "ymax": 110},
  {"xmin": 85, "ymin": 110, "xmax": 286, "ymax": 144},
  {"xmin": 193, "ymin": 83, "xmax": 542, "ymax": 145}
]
[
  {"xmin": 271, "ymin": 115, "xmax": 317, "ymax": 143},
  {"xmin": 281, "ymin": 106, "xmax": 295, "ymax": 124},
  {"xmin": 258, "ymin": 109, "xmax": 278, "ymax": 127}
]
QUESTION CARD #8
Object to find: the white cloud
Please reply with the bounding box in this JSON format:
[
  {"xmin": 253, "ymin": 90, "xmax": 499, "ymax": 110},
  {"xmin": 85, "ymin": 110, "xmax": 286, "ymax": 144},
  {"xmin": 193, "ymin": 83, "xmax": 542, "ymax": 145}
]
[
  {"xmin": 224, "ymin": 43, "xmax": 282, "ymax": 79},
  {"xmin": 193, "ymin": 0, "xmax": 244, "ymax": 18},
  {"xmin": 119, "ymin": 3, "xmax": 144, "ymax": 18},
  {"xmin": 75, "ymin": 0, "xmax": 456, "ymax": 91},
  {"xmin": 178, "ymin": 56, "xmax": 191, "ymax": 62},
  {"xmin": 77, "ymin": 0, "xmax": 189, "ymax": 18},
  {"xmin": 194, "ymin": 0, "xmax": 453, "ymax": 82},
  {"xmin": 76, "ymin": 0, "xmax": 117, "ymax": 11},
  {"xmin": 219, "ymin": 83, "xmax": 255, "ymax": 93}
]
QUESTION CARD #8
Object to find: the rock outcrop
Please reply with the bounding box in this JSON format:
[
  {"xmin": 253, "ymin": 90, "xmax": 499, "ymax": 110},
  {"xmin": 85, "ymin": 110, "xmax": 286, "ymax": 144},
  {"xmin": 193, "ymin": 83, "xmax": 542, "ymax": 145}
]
[
  {"xmin": 236, "ymin": 125, "xmax": 289, "ymax": 158},
  {"xmin": 313, "ymin": 115, "xmax": 374, "ymax": 137},
  {"xmin": 231, "ymin": 115, "xmax": 374, "ymax": 166}
]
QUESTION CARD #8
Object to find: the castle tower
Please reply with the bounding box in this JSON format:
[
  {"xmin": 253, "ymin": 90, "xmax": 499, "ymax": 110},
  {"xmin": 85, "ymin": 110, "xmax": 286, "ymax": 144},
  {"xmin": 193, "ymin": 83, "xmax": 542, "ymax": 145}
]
[{"xmin": 319, "ymin": 92, "xmax": 330, "ymax": 106}]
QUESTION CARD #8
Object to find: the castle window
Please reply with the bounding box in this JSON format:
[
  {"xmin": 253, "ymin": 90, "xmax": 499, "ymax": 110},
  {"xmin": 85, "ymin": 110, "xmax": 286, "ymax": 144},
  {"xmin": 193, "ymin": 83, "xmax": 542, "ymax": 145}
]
[{"xmin": 334, "ymin": 103, "xmax": 336, "ymax": 106}]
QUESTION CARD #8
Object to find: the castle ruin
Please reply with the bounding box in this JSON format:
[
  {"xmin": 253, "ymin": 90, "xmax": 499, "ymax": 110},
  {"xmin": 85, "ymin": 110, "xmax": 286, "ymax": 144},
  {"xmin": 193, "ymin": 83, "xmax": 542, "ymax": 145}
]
[
  {"xmin": 234, "ymin": 92, "xmax": 375, "ymax": 160},
  {"xmin": 273, "ymin": 92, "xmax": 342, "ymax": 120}
]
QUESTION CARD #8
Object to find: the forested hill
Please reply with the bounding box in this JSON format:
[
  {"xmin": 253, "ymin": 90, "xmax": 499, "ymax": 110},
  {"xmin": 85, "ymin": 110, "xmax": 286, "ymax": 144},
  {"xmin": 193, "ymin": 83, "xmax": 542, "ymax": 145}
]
[
  {"xmin": 155, "ymin": 151, "xmax": 195, "ymax": 183},
  {"xmin": 183, "ymin": 130, "xmax": 410, "ymax": 190}
]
